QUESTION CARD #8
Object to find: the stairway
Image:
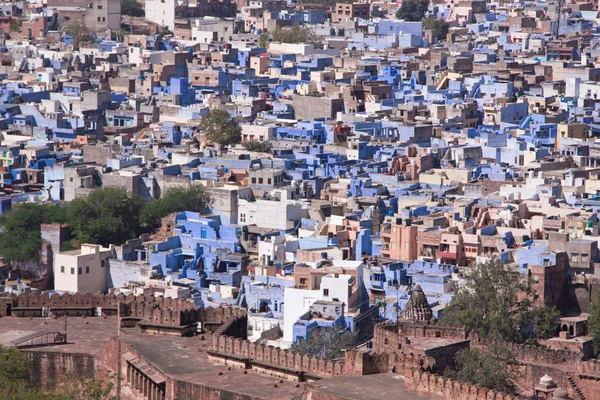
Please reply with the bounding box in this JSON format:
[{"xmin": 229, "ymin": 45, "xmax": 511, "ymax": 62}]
[{"xmin": 567, "ymin": 375, "xmax": 586, "ymax": 400}]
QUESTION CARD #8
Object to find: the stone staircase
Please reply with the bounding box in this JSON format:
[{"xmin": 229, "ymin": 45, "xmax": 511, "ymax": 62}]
[{"xmin": 567, "ymin": 375, "xmax": 586, "ymax": 400}]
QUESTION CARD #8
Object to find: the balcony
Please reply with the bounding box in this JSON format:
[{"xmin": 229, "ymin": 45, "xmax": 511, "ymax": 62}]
[{"xmin": 439, "ymin": 251, "xmax": 457, "ymax": 260}]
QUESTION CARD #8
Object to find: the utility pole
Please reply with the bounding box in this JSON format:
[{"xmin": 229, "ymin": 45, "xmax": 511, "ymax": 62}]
[{"xmin": 116, "ymin": 301, "xmax": 122, "ymax": 400}]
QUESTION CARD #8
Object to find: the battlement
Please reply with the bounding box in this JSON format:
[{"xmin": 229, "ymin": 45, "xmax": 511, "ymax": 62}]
[
  {"xmin": 0, "ymin": 292, "xmax": 246, "ymax": 335},
  {"xmin": 209, "ymin": 333, "xmax": 345, "ymax": 381},
  {"xmin": 405, "ymin": 368, "xmax": 528, "ymax": 400}
]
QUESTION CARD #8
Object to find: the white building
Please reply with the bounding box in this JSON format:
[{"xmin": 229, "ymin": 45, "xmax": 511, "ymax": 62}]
[
  {"xmin": 238, "ymin": 196, "xmax": 308, "ymax": 230},
  {"xmin": 281, "ymin": 260, "xmax": 365, "ymax": 343},
  {"xmin": 145, "ymin": 0, "xmax": 178, "ymax": 30},
  {"xmin": 54, "ymin": 244, "xmax": 112, "ymax": 294},
  {"xmin": 258, "ymin": 235, "xmax": 286, "ymax": 265}
]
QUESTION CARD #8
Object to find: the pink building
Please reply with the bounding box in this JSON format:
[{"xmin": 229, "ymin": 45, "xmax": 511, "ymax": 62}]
[{"xmin": 380, "ymin": 219, "xmax": 418, "ymax": 262}]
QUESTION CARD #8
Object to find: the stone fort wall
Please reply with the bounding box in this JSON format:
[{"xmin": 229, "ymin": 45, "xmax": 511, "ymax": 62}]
[{"xmin": 0, "ymin": 292, "xmax": 246, "ymax": 329}]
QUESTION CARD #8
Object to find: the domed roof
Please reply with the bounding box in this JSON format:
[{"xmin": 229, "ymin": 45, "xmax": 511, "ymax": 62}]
[
  {"xmin": 404, "ymin": 285, "xmax": 434, "ymax": 322},
  {"xmin": 540, "ymin": 374, "xmax": 554, "ymax": 385},
  {"xmin": 553, "ymin": 388, "xmax": 569, "ymax": 399}
]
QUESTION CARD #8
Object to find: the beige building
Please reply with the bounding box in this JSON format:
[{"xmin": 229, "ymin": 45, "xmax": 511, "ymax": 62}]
[
  {"xmin": 556, "ymin": 123, "xmax": 589, "ymax": 150},
  {"xmin": 54, "ymin": 244, "xmax": 112, "ymax": 294}
]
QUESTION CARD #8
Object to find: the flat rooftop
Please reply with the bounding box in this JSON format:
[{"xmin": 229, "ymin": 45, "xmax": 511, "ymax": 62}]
[
  {"xmin": 0, "ymin": 316, "xmax": 304, "ymax": 399},
  {"xmin": 305, "ymin": 373, "xmax": 429, "ymax": 400}
]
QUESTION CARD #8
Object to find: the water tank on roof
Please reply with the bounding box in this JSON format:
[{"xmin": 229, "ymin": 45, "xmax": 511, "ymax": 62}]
[{"xmin": 538, "ymin": 171, "xmax": 544, "ymax": 179}]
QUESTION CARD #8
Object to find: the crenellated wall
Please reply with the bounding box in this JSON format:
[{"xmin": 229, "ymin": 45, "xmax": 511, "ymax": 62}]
[
  {"xmin": 209, "ymin": 333, "xmax": 346, "ymax": 381},
  {"xmin": 404, "ymin": 368, "xmax": 528, "ymax": 400},
  {"xmin": 1, "ymin": 292, "xmax": 246, "ymax": 331}
]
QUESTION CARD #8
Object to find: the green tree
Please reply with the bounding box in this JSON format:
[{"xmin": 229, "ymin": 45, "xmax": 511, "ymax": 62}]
[
  {"xmin": 0, "ymin": 203, "xmax": 68, "ymax": 263},
  {"xmin": 291, "ymin": 326, "xmax": 356, "ymax": 359},
  {"xmin": 242, "ymin": 140, "xmax": 272, "ymax": 153},
  {"xmin": 141, "ymin": 185, "xmax": 212, "ymax": 230},
  {"xmin": 258, "ymin": 32, "xmax": 269, "ymax": 48},
  {"xmin": 423, "ymin": 17, "xmax": 449, "ymax": 41},
  {"xmin": 271, "ymin": 25, "xmax": 318, "ymax": 44},
  {"xmin": 0, "ymin": 345, "xmax": 62, "ymax": 400},
  {"xmin": 122, "ymin": 0, "xmax": 144, "ymax": 17},
  {"xmin": 440, "ymin": 258, "xmax": 532, "ymax": 342},
  {"xmin": 396, "ymin": 0, "xmax": 429, "ymax": 21},
  {"xmin": 444, "ymin": 345, "xmax": 518, "ymax": 393},
  {"xmin": 589, "ymin": 294, "xmax": 600, "ymax": 355},
  {"xmin": 523, "ymin": 306, "xmax": 561, "ymax": 341},
  {"xmin": 65, "ymin": 24, "xmax": 91, "ymax": 51},
  {"xmin": 55, "ymin": 375, "xmax": 115, "ymax": 400},
  {"xmin": 487, "ymin": 37, "xmax": 497, "ymax": 45},
  {"xmin": 199, "ymin": 109, "xmax": 242, "ymax": 146},
  {"xmin": 67, "ymin": 188, "xmax": 144, "ymax": 246}
]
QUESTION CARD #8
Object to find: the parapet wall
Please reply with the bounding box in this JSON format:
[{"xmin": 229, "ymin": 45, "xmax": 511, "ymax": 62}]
[
  {"xmin": 374, "ymin": 322, "xmax": 589, "ymax": 371},
  {"xmin": 1, "ymin": 292, "xmax": 246, "ymax": 330},
  {"xmin": 404, "ymin": 369, "xmax": 528, "ymax": 400},
  {"xmin": 209, "ymin": 333, "xmax": 345, "ymax": 381}
]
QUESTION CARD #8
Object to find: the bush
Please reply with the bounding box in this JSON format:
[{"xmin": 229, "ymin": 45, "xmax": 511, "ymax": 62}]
[{"xmin": 242, "ymin": 140, "xmax": 272, "ymax": 153}]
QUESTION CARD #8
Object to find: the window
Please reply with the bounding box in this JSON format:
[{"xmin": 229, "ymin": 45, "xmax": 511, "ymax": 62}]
[
  {"xmin": 61, "ymin": 266, "xmax": 65, "ymax": 273},
  {"xmin": 323, "ymin": 307, "xmax": 327, "ymax": 312},
  {"xmin": 78, "ymin": 267, "xmax": 82, "ymax": 275},
  {"xmin": 86, "ymin": 266, "xmax": 90, "ymax": 274},
  {"xmin": 259, "ymin": 178, "xmax": 263, "ymax": 184},
  {"xmin": 300, "ymin": 278, "xmax": 306, "ymax": 285},
  {"xmin": 268, "ymin": 178, "xmax": 272, "ymax": 185},
  {"xmin": 101, "ymin": 259, "xmax": 105, "ymax": 267},
  {"xmin": 71, "ymin": 268, "xmax": 75, "ymax": 275},
  {"xmin": 102, "ymin": 17, "xmax": 105, "ymax": 21},
  {"xmin": 324, "ymin": 289, "xmax": 329, "ymax": 296},
  {"xmin": 251, "ymin": 177, "xmax": 256, "ymax": 184},
  {"xmin": 98, "ymin": 17, "xmax": 101, "ymax": 21},
  {"xmin": 240, "ymin": 213, "xmax": 246, "ymax": 223},
  {"xmin": 97, "ymin": 4, "xmax": 103, "ymax": 8}
]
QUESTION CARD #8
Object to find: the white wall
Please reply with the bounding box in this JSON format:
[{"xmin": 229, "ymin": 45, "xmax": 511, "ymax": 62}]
[
  {"xmin": 145, "ymin": 0, "xmax": 175, "ymax": 30},
  {"xmin": 282, "ymin": 287, "xmax": 321, "ymax": 342},
  {"xmin": 320, "ymin": 274, "xmax": 351, "ymax": 305},
  {"xmin": 54, "ymin": 245, "xmax": 111, "ymax": 293}
]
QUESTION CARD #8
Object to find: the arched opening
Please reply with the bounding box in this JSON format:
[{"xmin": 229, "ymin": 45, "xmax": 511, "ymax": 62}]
[
  {"xmin": 259, "ymin": 301, "xmax": 269, "ymax": 313},
  {"xmin": 569, "ymin": 325, "xmax": 574, "ymax": 336},
  {"xmin": 561, "ymin": 324, "xmax": 568, "ymax": 332}
]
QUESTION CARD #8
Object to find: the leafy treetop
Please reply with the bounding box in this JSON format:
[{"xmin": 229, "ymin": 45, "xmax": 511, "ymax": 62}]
[
  {"xmin": 396, "ymin": 0, "xmax": 429, "ymax": 22},
  {"xmin": 199, "ymin": 109, "xmax": 242, "ymax": 146},
  {"xmin": 440, "ymin": 258, "xmax": 560, "ymax": 343},
  {"xmin": 290, "ymin": 326, "xmax": 356, "ymax": 359}
]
